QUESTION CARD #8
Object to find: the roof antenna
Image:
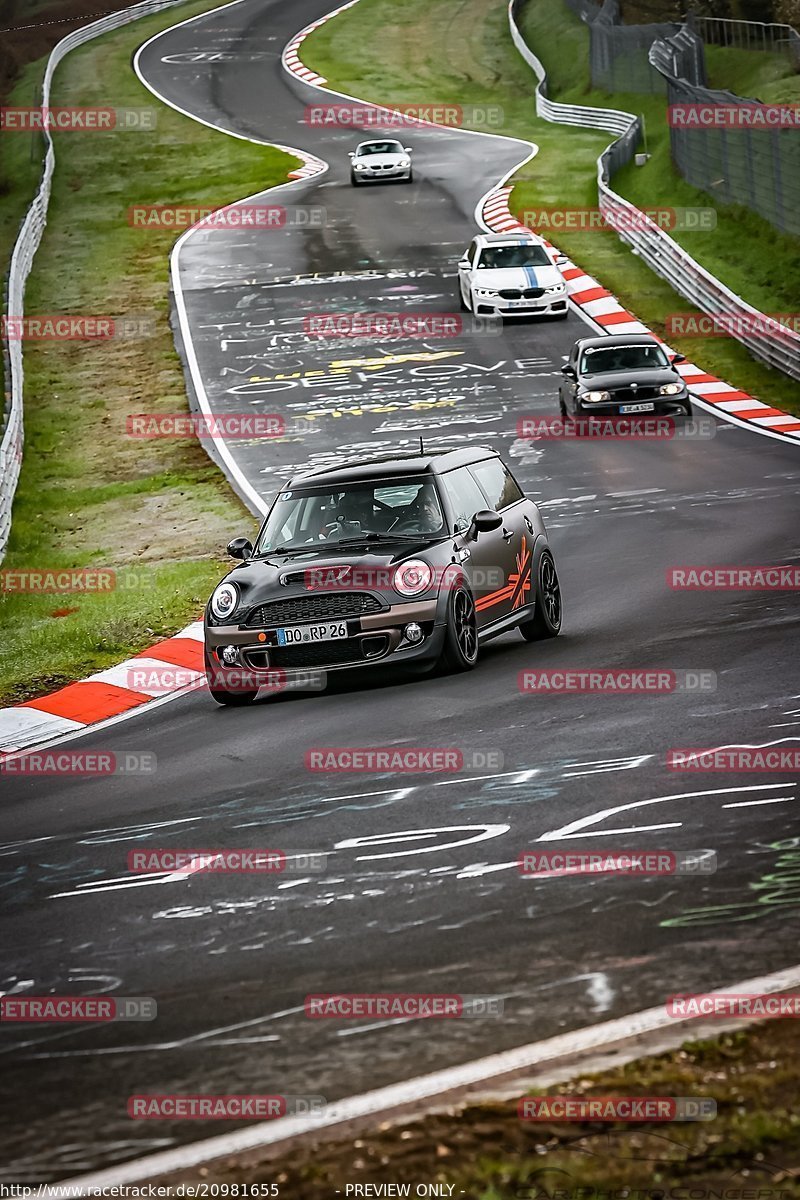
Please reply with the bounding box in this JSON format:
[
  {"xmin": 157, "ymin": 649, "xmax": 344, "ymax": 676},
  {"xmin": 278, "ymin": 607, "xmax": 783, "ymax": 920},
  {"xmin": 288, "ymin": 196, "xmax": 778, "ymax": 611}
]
[{"xmin": 419, "ymin": 436, "xmax": 425, "ymax": 455}]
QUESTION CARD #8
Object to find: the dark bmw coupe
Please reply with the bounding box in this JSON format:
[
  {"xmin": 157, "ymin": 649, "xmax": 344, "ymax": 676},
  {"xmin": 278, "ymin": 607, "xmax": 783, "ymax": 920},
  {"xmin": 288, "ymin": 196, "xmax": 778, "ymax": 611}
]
[{"xmin": 204, "ymin": 447, "xmax": 562, "ymax": 705}]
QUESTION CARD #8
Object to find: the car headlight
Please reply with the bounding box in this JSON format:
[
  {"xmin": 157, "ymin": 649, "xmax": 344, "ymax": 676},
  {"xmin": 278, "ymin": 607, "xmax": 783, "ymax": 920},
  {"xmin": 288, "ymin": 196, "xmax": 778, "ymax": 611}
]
[
  {"xmin": 210, "ymin": 581, "xmax": 239, "ymax": 621},
  {"xmin": 475, "ymin": 288, "xmax": 499, "ymax": 298},
  {"xmin": 398, "ymin": 157, "xmax": 410, "ymax": 167},
  {"xmin": 394, "ymin": 559, "xmax": 433, "ymax": 597},
  {"xmin": 659, "ymin": 383, "xmax": 684, "ymax": 395},
  {"xmin": 545, "ymin": 283, "xmax": 565, "ymax": 294},
  {"xmin": 355, "ymin": 162, "xmax": 368, "ymax": 170},
  {"xmin": 581, "ymin": 390, "xmax": 611, "ymax": 403}
]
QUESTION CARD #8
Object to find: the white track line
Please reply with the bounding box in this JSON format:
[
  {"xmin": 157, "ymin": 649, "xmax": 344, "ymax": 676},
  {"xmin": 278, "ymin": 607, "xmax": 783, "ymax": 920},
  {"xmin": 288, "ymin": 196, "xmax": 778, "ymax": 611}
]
[{"xmin": 62, "ymin": 962, "xmax": 800, "ymax": 1188}]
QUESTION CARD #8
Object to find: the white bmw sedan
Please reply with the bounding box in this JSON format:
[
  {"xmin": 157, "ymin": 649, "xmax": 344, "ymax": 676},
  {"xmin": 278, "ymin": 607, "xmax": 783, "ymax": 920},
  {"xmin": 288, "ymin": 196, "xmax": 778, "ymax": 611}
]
[
  {"xmin": 349, "ymin": 139, "xmax": 413, "ymax": 185},
  {"xmin": 458, "ymin": 233, "xmax": 568, "ymax": 319}
]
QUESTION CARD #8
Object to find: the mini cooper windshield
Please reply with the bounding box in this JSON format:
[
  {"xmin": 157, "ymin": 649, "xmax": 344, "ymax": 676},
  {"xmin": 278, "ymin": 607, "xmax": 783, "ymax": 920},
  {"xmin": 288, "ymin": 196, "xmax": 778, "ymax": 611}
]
[
  {"xmin": 580, "ymin": 343, "xmax": 670, "ymax": 374},
  {"xmin": 254, "ymin": 477, "xmax": 447, "ymax": 554}
]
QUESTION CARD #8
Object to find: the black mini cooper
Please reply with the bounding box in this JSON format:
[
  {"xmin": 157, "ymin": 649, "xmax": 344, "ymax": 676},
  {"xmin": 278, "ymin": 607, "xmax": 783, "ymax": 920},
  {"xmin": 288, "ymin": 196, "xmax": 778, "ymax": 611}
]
[{"xmin": 204, "ymin": 447, "xmax": 562, "ymax": 705}]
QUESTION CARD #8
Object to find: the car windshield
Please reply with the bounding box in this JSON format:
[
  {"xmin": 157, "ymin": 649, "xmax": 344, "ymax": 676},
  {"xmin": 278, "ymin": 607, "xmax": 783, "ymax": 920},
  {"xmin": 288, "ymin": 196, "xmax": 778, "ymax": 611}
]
[
  {"xmin": 476, "ymin": 244, "xmax": 551, "ymax": 269},
  {"xmin": 254, "ymin": 477, "xmax": 446, "ymax": 554},
  {"xmin": 580, "ymin": 344, "xmax": 670, "ymax": 374},
  {"xmin": 357, "ymin": 141, "xmax": 403, "ymax": 156}
]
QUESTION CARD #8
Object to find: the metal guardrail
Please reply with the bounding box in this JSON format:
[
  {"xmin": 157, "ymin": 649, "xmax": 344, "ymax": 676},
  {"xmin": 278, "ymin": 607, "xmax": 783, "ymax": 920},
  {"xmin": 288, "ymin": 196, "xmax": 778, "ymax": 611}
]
[
  {"xmin": 507, "ymin": 0, "xmax": 800, "ymax": 384},
  {"xmin": 0, "ymin": 0, "xmax": 187, "ymax": 564}
]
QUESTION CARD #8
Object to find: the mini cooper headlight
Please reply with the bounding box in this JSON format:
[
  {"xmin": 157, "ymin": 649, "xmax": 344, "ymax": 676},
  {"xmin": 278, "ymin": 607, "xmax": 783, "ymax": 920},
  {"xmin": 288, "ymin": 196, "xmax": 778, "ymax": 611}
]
[
  {"xmin": 545, "ymin": 283, "xmax": 565, "ymax": 294},
  {"xmin": 659, "ymin": 382, "xmax": 683, "ymax": 395},
  {"xmin": 582, "ymin": 389, "xmax": 611, "ymax": 403},
  {"xmin": 210, "ymin": 581, "xmax": 239, "ymax": 621},
  {"xmin": 394, "ymin": 559, "xmax": 434, "ymax": 597}
]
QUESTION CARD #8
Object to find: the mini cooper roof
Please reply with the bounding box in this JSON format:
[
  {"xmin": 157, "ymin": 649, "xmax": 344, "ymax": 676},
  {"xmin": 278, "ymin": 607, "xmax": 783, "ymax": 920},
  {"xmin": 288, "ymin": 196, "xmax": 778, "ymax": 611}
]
[{"xmin": 287, "ymin": 447, "xmax": 501, "ymax": 488}]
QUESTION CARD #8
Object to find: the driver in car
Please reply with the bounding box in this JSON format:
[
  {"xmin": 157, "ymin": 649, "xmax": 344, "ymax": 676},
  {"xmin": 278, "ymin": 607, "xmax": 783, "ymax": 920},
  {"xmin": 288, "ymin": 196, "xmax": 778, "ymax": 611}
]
[
  {"xmin": 328, "ymin": 490, "xmax": 374, "ymax": 538},
  {"xmin": 408, "ymin": 484, "xmax": 444, "ymax": 533}
]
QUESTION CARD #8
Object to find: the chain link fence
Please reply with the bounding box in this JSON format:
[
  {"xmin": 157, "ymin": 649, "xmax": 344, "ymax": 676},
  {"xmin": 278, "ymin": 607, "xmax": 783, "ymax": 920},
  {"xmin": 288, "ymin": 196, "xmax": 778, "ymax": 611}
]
[
  {"xmin": 650, "ymin": 37, "xmax": 800, "ymax": 238},
  {"xmin": 0, "ymin": 0, "xmax": 187, "ymax": 564}
]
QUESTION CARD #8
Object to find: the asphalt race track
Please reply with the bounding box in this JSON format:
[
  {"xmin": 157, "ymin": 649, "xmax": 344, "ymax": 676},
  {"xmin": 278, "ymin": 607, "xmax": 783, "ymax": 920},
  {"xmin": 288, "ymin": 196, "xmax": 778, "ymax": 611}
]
[{"xmin": 2, "ymin": 0, "xmax": 800, "ymax": 1182}]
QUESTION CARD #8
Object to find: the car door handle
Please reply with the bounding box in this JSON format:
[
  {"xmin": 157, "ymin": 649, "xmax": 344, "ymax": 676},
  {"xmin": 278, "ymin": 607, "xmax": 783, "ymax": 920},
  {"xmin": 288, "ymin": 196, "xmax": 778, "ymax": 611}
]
[{"xmin": 502, "ymin": 527, "xmax": 514, "ymax": 542}]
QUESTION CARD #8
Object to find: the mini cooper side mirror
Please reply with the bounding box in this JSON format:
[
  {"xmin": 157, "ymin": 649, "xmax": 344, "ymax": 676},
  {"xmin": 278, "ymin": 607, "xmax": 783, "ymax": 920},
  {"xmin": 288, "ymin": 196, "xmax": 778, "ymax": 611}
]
[
  {"xmin": 469, "ymin": 509, "xmax": 503, "ymax": 539},
  {"xmin": 561, "ymin": 364, "xmax": 576, "ymax": 378},
  {"xmin": 227, "ymin": 537, "xmax": 253, "ymax": 560},
  {"xmin": 670, "ymin": 352, "xmax": 686, "ymax": 364}
]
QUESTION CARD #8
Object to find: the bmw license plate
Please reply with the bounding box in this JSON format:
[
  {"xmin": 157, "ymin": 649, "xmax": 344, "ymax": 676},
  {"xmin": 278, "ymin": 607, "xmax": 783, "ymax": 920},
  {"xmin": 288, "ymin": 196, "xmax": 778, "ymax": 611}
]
[
  {"xmin": 619, "ymin": 402, "xmax": 655, "ymax": 413},
  {"xmin": 277, "ymin": 621, "xmax": 348, "ymax": 646}
]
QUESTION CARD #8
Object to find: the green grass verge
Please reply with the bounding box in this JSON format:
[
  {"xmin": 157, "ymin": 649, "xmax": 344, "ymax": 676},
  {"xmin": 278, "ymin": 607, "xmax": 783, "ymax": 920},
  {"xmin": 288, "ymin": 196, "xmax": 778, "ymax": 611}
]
[
  {"xmin": 0, "ymin": 0, "xmax": 299, "ymax": 706},
  {"xmin": 167, "ymin": 1020, "xmax": 800, "ymax": 1196},
  {"xmin": 302, "ymin": 0, "xmax": 800, "ymax": 415}
]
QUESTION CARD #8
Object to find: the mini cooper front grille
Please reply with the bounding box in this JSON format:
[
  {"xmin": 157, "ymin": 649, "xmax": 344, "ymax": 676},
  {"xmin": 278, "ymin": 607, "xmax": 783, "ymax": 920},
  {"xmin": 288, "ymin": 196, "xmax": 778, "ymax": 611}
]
[
  {"xmin": 268, "ymin": 635, "xmax": 390, "ymax": 669},
  {"xmin": 245, "ymin": 592, "xmax": 383, "ymax": 628}
]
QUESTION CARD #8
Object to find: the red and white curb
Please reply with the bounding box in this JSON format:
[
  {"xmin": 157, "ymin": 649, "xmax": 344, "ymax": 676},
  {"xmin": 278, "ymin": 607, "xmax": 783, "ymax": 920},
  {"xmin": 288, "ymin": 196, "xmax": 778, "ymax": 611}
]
[
  {"xmin": 0, "ymin": 622, "xmax": 205, "ymax": 756},
  {"xmin": 481, "ymin": 186, "xmax": 800, "ymax": 441},
  {"xmin": 281, "ymin": 0, "xmax": 359, "ymax": 86}
]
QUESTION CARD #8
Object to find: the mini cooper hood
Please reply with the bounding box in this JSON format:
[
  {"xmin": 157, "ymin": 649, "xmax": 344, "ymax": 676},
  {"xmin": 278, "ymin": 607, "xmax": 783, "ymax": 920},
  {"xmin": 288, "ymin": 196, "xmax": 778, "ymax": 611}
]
[
  {"xmin": 473, "ymin": 264, "xmax": 561, "ymax": 290},
  {"xmin": 577, "ymin": 366, "xmax": 681, "ymax": 390},
  {"xmin": 214, "ymin": 540, "xmax": 445, "ymax": 612}
]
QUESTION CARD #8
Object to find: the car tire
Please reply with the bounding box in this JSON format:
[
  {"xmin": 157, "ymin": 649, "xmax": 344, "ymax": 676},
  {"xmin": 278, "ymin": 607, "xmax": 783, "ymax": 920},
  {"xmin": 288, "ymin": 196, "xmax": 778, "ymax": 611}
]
[
  {"xmin": 559, "ymin": 393, "xmax": 567, "ymax": 418},
  {"xmin": 350, "ymin": 171, "xmax": 360, "ymax": 186},
  {"xmin": 438, "ymin": 584, "xmax": 479, "ymax": 672},
  {"xmin": 205, "ymin": 652, "xmax": 258, "ymax": 706},
  {"xmin": 554, "ymin": 309, "xmax": 569, "ymax": 320},
  {"xmin": 519, "ymin": 549, "xmax": 562, "ymax": 641},
  {"xmin": 407, "ymin": 169, "xmax": 414, "ymax": 183},
  {"xmin": 683, "ymin": 399, "xmax": 693, "ymax": 416},
  {"xmin": 459, "ymin": 285, "xmax": 469, "ymax": 312},
  {"xmin": 209, "ymin": 685, "xmax": 258, "ymax": 707}
]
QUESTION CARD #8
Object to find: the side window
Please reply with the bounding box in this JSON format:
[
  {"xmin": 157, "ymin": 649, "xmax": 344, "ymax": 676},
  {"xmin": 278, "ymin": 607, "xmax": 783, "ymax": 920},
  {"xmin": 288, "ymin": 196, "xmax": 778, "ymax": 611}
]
[
  {"xmin": 471, "ymin": 458, "xmax": 524, "ymax": 511},
  {"xmin": 441, "ymin": 467, "xmax": 489, "ymax": 533}
]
